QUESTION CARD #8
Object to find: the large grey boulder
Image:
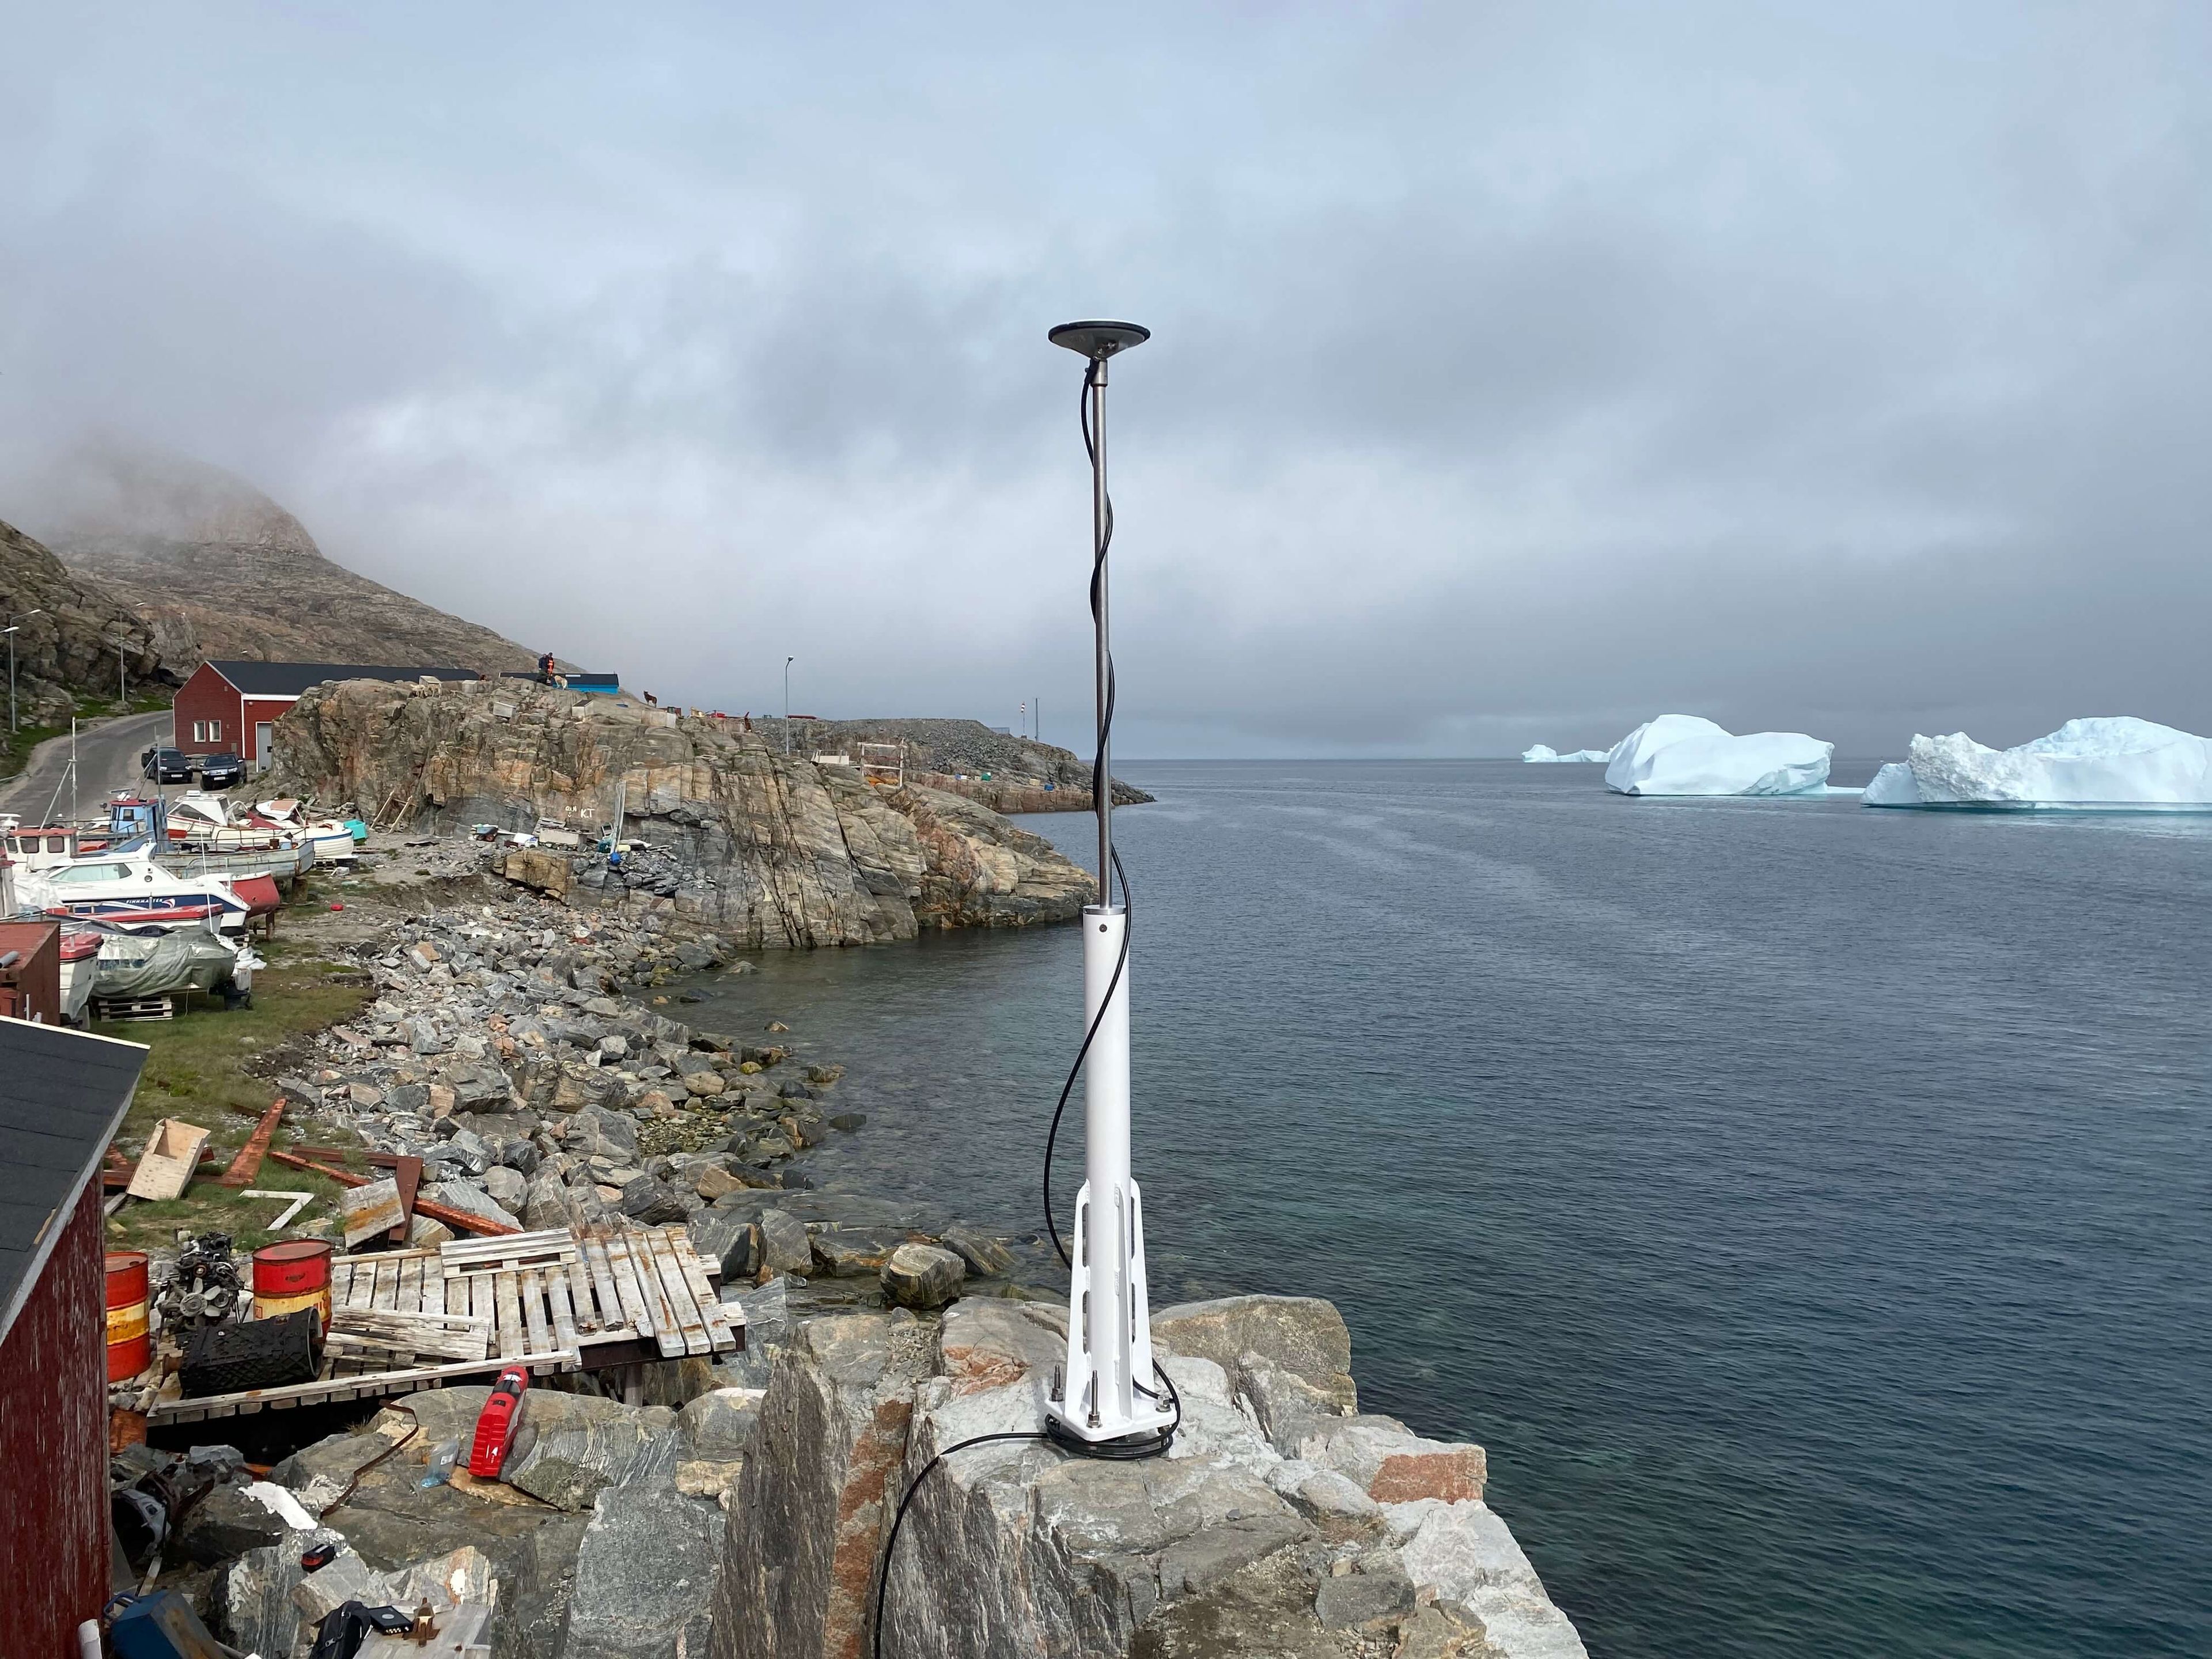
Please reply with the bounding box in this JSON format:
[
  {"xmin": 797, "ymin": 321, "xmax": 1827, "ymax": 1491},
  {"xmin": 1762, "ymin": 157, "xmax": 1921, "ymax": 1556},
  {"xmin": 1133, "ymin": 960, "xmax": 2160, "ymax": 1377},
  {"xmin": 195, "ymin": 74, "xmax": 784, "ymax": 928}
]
[
  {"xmin": 687, "ymin": 1209, "xmax": 758, "ymax": 1279},
  {"xmin": 503, "ymin": 1399, "xmax": 682, "ymax": 1512},
  {"xmin": 1387, "ymin": 1499, "xmax": 1590, "ymax": 1658},
  {"xmin": 879, "ymin": 1243, "xmax": 964, "ymax": 1309},
  {"xmin": 711, "ymin": 1276, "xmax": 787, "ymax": 1390},
  {"xmin": 680, "ymin": 1388, "xmax": 763, "ymax": 1461},
  {"xmin": 709, "ymin": 1315, "xmax": 934, "ymax": 1659},
  {"xmin": 619, "ymin": 1175, "xmax": 690, "ymax": 1225},
  {"xmin": 1300, "ymin": 1415, "xmax": 1487, "ymax": 1505},
  {"xmin": 1150, "ymin": 1295, "xmax": 1358, "ymax": 1415},
  {"xmin": 559, "ymin": 1483, "xmax": 725, "ymax": 1658},
  {"xmin": 424, "ymin": 1177, "xmax": 520, "ymax": 1226},
  {"xmin": 174, "ymin": 1482, "xmax": 296, "ymax": 1566},
  {"xmin": 757, "ymin": 1209, "xmax": 813, "ymax": 1277}
]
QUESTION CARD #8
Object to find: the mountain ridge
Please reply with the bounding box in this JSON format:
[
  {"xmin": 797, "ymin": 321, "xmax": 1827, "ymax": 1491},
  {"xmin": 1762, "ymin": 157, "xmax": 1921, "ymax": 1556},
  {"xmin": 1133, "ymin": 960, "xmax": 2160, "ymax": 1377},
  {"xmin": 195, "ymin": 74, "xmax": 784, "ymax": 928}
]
[{"xmin": 29, "ymin": 445, "xmax": 540, "ymax": 676}]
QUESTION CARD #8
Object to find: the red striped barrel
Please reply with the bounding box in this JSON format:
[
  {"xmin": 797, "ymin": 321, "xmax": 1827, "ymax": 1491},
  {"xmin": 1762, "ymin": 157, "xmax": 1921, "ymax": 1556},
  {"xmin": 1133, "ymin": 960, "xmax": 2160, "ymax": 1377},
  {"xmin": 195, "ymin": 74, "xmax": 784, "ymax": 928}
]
[
  {"xmin": 252, "ymin": 1239, "xmax": 332, "ymax": 1328},
  {"xmin": 105, "ymin": 1252, "xmax": 150, "ymax": 1381}
]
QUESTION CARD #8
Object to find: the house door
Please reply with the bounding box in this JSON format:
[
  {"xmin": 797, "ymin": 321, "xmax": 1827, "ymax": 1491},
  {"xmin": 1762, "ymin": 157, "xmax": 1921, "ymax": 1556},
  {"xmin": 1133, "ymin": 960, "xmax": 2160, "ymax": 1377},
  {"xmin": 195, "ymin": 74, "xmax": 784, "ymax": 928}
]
[{"xmin": 255, "ymin": 722, "xmax": 275, "ymax": 771}]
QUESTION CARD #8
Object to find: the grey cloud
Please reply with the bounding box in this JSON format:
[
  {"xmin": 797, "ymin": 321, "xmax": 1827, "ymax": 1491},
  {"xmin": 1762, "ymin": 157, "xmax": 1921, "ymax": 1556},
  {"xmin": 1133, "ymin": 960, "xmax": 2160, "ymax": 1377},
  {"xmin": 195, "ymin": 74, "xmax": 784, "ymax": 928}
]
[{"xmin": 3, "ymin": 1, "xmax": 2210, "ymax": 757}]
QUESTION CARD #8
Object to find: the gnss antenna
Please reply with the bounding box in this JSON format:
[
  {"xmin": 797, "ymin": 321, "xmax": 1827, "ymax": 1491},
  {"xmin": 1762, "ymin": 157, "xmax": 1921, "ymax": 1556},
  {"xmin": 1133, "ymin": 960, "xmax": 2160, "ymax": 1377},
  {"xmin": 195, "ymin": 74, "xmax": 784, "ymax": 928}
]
[{"xmin": 1041, "ymin": 319, "xmax": 1173, "ymax": 1449}]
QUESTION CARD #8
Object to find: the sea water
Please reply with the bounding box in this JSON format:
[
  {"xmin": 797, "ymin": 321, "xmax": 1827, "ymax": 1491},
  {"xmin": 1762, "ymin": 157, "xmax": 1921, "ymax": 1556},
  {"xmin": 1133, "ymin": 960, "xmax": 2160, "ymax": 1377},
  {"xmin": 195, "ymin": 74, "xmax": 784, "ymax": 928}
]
[{"xmin": 681, "ymin": 760, "xmax": 2211, "ymax": 1657}]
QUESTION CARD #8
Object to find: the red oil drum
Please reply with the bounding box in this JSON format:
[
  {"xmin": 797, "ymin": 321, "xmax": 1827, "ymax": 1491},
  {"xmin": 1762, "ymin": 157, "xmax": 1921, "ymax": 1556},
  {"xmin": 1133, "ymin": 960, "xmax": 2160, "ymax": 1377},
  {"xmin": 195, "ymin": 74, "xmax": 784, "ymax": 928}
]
[
  {"xmin": 251, "ymin": 1239, "xmax": 333, "ymax": 1330},
  {"xmin": 105, "ymin": 1251, "xmax": 150, "ymax": 1381}
]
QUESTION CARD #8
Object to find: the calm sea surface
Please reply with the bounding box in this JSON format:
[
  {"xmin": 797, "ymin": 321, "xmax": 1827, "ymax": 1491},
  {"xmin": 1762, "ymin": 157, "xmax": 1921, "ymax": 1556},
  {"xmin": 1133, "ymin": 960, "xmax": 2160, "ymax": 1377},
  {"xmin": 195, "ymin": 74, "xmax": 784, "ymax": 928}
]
[{"xmin": 683, "ymin": 760, "xmax": 2210, "ymax": 1657}]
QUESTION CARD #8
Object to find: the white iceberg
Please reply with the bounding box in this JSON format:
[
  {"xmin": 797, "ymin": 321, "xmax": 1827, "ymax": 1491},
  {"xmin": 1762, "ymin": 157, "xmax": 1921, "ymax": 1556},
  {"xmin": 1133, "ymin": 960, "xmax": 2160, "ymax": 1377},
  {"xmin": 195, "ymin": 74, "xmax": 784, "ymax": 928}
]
[
  {"xmin": 1522, "ymin": 745, "xmax": 1612, "ymax": 763},
  {"xmin": 1604, "ymin": 714, "xmax": 1833, "ymax": 797},
  {"xmin": 1862, "ymin": 717, "xmax": 2212, "ymax": 809}
]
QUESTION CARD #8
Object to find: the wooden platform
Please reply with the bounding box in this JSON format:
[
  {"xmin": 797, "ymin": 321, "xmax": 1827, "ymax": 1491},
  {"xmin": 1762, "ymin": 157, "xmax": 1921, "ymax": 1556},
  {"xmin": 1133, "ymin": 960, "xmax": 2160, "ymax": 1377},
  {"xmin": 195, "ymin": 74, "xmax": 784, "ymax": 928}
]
[{"xmin": 149, "ymin": 1225, "xmax": 744, "ymax": 1425}]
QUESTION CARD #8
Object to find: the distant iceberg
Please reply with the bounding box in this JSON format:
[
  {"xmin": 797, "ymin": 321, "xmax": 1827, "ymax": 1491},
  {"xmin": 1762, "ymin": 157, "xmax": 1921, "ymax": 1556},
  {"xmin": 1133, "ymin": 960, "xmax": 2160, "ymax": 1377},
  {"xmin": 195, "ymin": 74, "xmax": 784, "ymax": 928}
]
[
  {"xmin": 1604, "ymin": 714, "xmax": 1833, "ymax": 797},
  {"xmin": 1522, "ymin": 744, "xmax": 1611, "ymax": 763},
  {"xmin": 1862, "ymin": 717, "xmax": 2212, "ymax": 809}
]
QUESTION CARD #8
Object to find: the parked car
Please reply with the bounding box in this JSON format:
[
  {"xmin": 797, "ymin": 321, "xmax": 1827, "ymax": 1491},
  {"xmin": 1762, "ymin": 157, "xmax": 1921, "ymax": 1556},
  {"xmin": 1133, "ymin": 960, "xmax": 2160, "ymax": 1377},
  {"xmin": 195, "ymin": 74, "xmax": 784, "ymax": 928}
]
[
  {"xmin": 141, "ymin": 747, "xmax": 194, "ymax": 785},
  {"xmin": 195, "ymin": 752, "xmax": 246, "ymax": 789}
]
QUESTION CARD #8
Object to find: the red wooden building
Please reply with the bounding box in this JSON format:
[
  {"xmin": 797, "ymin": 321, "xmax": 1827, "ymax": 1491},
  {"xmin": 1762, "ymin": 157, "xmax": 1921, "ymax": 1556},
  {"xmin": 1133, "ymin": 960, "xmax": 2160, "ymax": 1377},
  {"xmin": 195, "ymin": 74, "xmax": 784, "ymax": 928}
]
[
  {"xmin": 172, "ymin": 660, "xmax": 481, "ymax": 771},
  {"xmin": 0, "ymin": 1017, "xmax": 149, "ymax": 1657},
  {"xmin": 0, "ymin": 919, "xmax": 63, "ymax": 1022}
]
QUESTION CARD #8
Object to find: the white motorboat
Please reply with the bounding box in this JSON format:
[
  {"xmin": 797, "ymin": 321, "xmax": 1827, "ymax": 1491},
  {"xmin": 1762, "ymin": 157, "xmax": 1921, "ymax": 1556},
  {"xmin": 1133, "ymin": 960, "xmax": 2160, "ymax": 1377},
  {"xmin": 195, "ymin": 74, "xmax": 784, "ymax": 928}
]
[
  {"xmin": 14, "ymin": 849, "xmax": 259, "ymax": 933},
  {"xmin": 243, "ymin": 797, "xmax": 360, "ymax": 863}
]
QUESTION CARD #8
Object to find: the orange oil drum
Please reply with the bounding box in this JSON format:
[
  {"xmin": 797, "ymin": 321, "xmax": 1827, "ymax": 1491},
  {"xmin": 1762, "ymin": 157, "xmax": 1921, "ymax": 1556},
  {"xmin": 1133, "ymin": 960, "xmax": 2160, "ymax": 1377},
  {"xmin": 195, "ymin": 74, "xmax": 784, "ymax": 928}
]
[
  {"xmin": 105, "ymin": 1251, "xmax": 150, "ymax": 1381},
  {"xmin": 251, "ymin": 1239, "xmax": 333, "ymax": 1330}
]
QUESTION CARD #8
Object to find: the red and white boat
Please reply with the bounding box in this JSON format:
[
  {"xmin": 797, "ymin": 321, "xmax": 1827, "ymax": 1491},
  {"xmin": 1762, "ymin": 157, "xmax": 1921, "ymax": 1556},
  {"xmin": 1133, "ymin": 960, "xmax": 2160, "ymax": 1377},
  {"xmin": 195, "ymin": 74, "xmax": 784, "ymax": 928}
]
[{"xmin": 13, "ymin": 847, "xmax": 262, "ymax": 933}]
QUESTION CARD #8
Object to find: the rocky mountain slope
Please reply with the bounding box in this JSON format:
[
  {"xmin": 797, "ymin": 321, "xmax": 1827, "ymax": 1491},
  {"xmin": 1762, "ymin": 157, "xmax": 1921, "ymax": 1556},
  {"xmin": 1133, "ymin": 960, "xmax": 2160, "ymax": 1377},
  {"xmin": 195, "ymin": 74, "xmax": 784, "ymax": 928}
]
[
  {"xmin": 269, "ymin": 677, "xmax": 1093, "ymax": 945},
  {"xmin": 0, "ymin": 516, "xmax": 163, "ymax": 727},
  {"xmin": 33, "ymin": 446, "xmax": 539, "ymax": 675}
]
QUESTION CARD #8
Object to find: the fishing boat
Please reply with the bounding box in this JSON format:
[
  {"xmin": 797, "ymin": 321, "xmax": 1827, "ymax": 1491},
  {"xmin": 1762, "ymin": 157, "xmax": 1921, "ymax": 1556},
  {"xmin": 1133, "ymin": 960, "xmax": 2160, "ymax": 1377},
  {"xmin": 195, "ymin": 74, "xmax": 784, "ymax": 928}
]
[
  {"xmin": 89, "ymin": 925, "xmax": 259, "ymax": 1006},
  {"xmin": 14, "ymin": 849, "xmax": 258, "ymax": 933},
  {"xmin": 104, "ymin": 796, "xmax": 317, "ymax": 887},
  {"xmin": 246, "ymin": 797, "xmax": 362, "ymax": 863},
  {"xmin": 0, "ymin": 821, "xmax": 94, "ymax": 873}
]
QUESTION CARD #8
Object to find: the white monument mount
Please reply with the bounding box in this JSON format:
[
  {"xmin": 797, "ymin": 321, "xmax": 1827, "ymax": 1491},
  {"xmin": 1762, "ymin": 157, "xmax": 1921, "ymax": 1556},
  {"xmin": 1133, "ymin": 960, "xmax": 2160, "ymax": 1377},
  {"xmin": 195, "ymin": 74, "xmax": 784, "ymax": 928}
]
[{"xmin": 1044, "ymin": 320, "xmax": 1175, "ymax": 1448}]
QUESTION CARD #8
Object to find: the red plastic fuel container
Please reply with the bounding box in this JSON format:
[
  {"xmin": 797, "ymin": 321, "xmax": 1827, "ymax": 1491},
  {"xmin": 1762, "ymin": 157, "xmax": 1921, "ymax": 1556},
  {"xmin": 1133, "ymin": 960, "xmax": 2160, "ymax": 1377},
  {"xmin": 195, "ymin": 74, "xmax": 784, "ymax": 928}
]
[{"xmin": 467, "ymin": 1365, "xmax": 531, "ymax": 1478}]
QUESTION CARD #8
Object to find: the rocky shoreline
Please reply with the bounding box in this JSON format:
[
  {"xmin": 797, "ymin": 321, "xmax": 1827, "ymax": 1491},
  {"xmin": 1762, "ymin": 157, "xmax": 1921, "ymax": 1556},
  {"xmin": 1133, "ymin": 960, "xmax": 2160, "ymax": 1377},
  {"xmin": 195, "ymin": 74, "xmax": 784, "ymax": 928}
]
[
  {"xmin": 123, "ymin": 834, "xmax": 1586, "ymax": 1659},
  {"xmin": 270, "ymin": 677, "xmax": 1099, "ymax": 945}
]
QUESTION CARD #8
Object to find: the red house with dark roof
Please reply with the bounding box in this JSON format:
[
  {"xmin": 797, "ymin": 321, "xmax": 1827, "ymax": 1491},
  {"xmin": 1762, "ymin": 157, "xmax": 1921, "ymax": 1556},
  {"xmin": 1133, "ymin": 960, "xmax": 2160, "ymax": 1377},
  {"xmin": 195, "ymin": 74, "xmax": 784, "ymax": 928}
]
[
  {"xmin": 172, "ymin": 660, "xmax": 480, "ymax": 772},
  {"xmin": 0, "ymin": 1017, "xmax": 148, "ymax": 1657}
]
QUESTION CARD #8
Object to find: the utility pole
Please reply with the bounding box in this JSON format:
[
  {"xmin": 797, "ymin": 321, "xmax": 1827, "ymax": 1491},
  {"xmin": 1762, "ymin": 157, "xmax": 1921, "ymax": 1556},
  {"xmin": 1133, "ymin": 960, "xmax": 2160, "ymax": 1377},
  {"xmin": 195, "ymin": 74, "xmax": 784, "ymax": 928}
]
[
  {"xmin": 6, "ymin": 609, "xmax": 46, "ymax": 734},
  {"xmin": 783, "ymin": 656, "xmax": 794, "ymax": 756},
  {"xmin": 117, "ymin": 637, "xmax": 127, "ymax": 707}
]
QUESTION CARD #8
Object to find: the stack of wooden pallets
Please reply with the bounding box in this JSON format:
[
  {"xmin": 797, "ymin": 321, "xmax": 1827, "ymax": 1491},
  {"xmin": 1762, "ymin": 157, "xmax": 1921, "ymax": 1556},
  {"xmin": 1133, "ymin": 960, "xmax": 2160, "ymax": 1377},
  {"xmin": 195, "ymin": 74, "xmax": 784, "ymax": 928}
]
[{"xmin": 149, "ymin": 1224, "xmax": 744, "ymax": 1426}]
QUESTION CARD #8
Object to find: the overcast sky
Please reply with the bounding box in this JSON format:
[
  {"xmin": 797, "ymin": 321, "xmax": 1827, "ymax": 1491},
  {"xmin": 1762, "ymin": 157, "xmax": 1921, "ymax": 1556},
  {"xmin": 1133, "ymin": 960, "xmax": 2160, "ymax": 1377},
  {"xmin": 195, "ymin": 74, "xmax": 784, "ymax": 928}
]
[{"xmin": 4, "ymin": 2, "xmax": 2208, "ymax": 756}]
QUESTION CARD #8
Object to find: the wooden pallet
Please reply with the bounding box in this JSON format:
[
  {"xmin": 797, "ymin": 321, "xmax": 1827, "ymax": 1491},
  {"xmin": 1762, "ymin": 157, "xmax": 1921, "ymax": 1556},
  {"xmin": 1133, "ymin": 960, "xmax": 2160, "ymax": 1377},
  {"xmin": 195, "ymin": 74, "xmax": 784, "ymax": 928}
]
[
  {"xmin": 97, "ymin": 995, "xmax": 175, "ymax": 1022},
  {"xmin": 147, "ymin": 1224, "xmax": 743, "ymax": 1425}
]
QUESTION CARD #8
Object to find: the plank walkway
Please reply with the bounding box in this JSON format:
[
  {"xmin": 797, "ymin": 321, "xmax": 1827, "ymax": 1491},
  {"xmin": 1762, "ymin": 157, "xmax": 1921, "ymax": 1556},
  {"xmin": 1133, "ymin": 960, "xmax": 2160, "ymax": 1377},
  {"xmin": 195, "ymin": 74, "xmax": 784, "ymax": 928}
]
[{"xmin": 149, "ymin": 1225, "xmax": 743, "ymax": 1425}]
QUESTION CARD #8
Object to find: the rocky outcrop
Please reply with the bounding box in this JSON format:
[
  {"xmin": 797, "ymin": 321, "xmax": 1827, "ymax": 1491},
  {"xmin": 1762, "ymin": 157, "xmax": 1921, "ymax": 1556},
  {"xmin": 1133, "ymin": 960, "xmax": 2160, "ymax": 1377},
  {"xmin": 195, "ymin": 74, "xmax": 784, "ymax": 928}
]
[
  {"xmin": 711, "ymin": 1297, "xmax": 1587, "ymax": 1659},
  {"xmin": 32, "ymin": 443, "xmax": 539, "ymax": 674},
  {"xmin": 270, "ymin": 677, "xmax": 1094, "ymax": 945},
  {"xmin": 0, "ymin": 516, "xmax": 163, "ymax": 727},
  {"xmin": 755, "ymin": 717, "xmax": 1152, "ymax": 809}
]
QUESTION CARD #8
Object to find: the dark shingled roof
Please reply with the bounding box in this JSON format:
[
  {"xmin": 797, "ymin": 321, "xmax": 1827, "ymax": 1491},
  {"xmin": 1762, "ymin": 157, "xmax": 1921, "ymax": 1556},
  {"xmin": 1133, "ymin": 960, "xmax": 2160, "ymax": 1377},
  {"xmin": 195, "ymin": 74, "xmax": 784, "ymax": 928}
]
[
  {"xmin": 0, "ymin": 1018, "xmax": 148, "ymax": 1347},
  {"xmin": 206, "ymin": 661, "xmax": 480, "ymax": 698}
]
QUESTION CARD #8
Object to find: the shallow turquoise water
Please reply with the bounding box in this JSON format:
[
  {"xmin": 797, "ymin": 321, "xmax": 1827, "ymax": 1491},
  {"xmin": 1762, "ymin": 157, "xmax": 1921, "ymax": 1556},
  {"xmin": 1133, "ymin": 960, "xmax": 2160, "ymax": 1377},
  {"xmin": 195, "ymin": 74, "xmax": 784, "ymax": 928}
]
[{"xmin": 684, "ymin": 760, "xmax": 2211, "ymax": 1657}]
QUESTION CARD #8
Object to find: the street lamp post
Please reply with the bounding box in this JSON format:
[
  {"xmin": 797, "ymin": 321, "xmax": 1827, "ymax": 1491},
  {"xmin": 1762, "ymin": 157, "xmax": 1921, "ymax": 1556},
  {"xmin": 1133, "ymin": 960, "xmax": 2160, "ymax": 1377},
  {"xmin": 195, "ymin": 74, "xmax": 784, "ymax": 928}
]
[
  {"xmin": 783, "ymin": 657, "xmax": 794, "ymax": 756},
  {"xmin": 6, "ymin": 609, "xmax": 47, "ymax": 735}
]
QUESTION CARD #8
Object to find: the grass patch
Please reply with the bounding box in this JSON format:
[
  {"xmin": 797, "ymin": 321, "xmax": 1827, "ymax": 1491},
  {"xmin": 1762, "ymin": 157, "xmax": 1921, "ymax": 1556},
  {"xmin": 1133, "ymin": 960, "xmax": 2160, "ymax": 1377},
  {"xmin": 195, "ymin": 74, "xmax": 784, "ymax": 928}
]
[
  {"xmin": 101, "ymin": 934, "xmax": 377, "ymax": 1255},
  {"xmin": 1, "ymin": 717, "xmax": 70, "ymax": 783},
  {"xmin": 1, "ymin": 693, "xmax": 173, "ymax": 781}
]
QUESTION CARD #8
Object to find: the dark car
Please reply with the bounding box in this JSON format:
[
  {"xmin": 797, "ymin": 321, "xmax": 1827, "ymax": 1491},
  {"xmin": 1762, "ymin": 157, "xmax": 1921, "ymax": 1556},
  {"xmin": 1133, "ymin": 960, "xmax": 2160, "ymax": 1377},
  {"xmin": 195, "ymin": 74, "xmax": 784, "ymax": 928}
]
[
  {"xmin": 141, "ymin": 746, "xmax": 194, "ymax": 785},
  {"xmin": 195, "ymin": 752, "xmax": 247, "ymax": 789}
]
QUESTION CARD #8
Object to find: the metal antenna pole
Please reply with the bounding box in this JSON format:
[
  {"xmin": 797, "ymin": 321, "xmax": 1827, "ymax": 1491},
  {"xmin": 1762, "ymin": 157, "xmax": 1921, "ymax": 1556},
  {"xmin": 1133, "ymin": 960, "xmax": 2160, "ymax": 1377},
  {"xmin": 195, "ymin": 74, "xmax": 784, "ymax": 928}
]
[{"xmin": 1045, "ymin": 319, "xmax": 1166, "ymax": 1448}]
